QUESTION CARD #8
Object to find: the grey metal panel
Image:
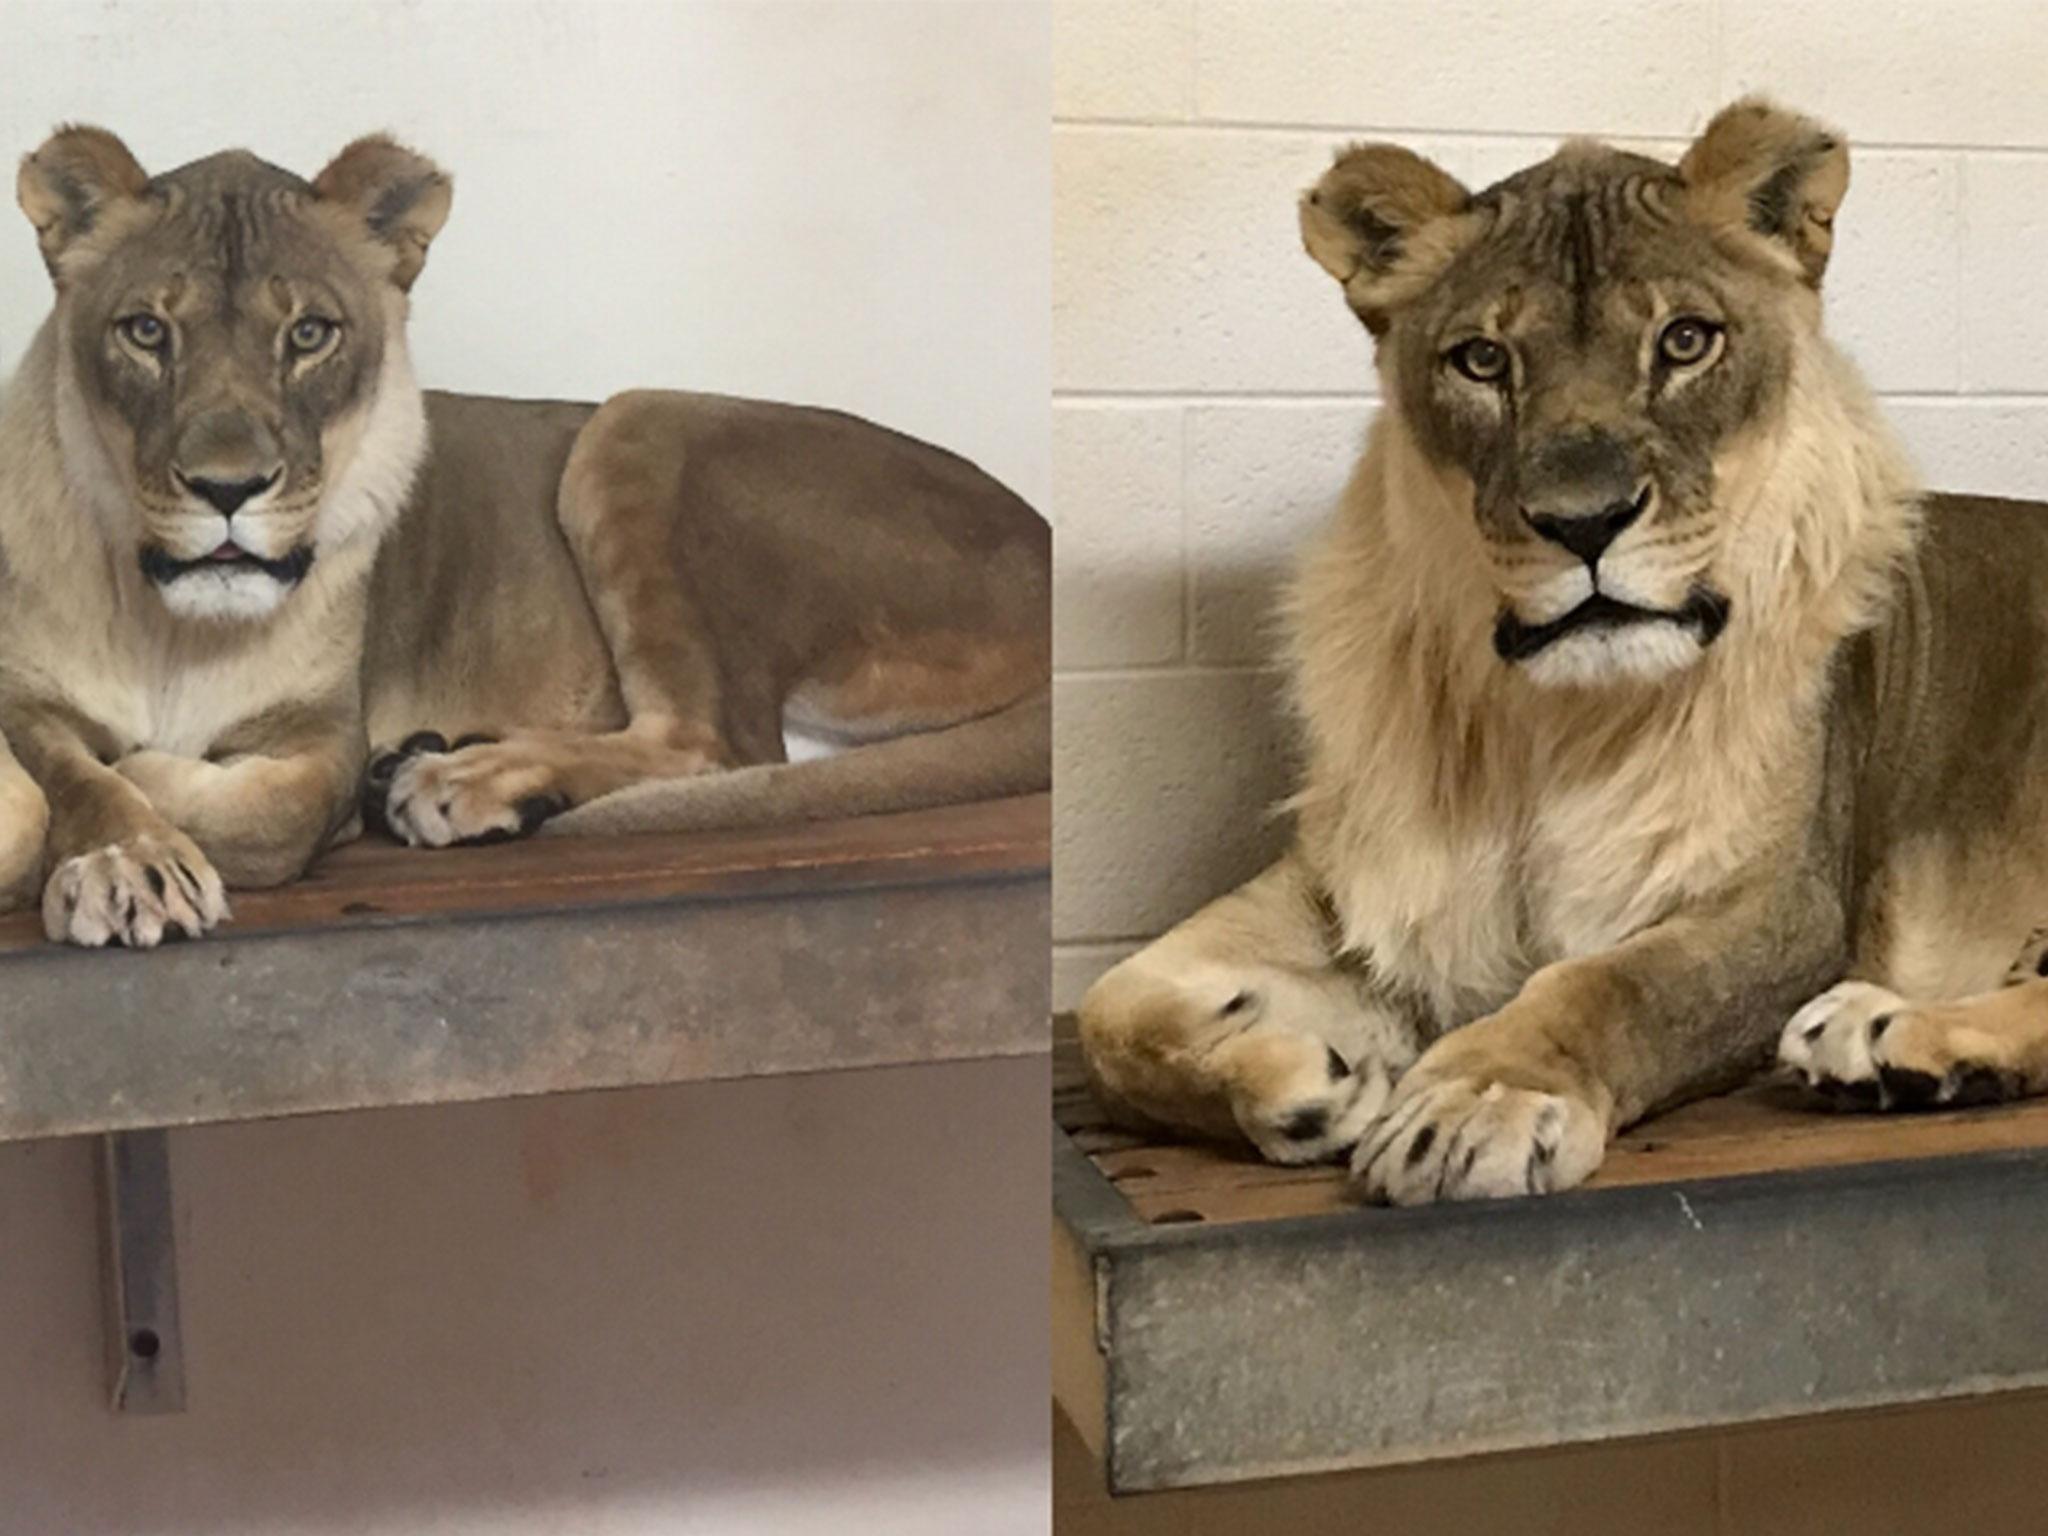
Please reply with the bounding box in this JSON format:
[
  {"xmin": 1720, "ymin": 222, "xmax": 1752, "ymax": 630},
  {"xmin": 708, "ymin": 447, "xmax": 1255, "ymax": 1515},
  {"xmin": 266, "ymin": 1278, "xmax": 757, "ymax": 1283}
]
[
  {"xmin": 1058, "ymin": 1133, "xmax": 2048, "ymax": 1492},
  {"xmin": 0, "ymin": 873, "xmax": 1047, "ymax": 1144}
]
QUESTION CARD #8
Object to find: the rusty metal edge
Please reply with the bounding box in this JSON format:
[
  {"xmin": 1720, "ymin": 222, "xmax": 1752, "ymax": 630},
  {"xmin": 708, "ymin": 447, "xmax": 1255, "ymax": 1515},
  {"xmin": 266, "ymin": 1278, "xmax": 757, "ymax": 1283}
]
[
  {"xmin": 0, "ymin": 870, "xmax": 1049, "ymax": 1145},
  {"xmin": 1063, "ymin": 1138, "xmax": 2048, "ymax": 1492}
]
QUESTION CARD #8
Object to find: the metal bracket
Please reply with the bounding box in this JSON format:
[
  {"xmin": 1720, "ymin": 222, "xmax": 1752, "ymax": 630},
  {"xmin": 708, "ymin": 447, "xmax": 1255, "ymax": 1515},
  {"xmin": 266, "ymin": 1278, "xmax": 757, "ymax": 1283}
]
[{"xmin": 96, "ymin": 1130, "xmax": 186, "ymax": 1413}]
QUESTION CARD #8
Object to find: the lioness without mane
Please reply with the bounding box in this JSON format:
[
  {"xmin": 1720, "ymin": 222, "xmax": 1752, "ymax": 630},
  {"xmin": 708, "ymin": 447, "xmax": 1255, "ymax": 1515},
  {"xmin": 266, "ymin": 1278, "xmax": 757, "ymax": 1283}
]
[
  {"xmin": 0, "ymin": 127, "xmax": 1048, "ymax": 947},
  {"xmin": 1080, "ymin": 98, "xmax": 2048, "ymax": 1204}
]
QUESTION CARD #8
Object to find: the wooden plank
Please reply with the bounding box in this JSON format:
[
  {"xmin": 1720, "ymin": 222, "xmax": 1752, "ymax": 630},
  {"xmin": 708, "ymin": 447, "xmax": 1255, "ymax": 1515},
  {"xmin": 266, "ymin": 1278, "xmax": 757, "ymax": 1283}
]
[
  {"xmin": 0, "ymin": 793, "xmax": 1048, "ymax": 951},
  {"xmin": 1054, "ymin": 1030, "xmax": 2048, "ymax": 1226}
]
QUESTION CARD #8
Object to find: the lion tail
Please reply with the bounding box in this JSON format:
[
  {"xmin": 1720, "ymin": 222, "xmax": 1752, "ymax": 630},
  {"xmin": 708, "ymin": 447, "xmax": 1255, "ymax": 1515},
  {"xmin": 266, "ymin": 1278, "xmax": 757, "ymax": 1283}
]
[{"xmin": 541, "ymin": 686, "xmax": 1050, "ymax": 838}]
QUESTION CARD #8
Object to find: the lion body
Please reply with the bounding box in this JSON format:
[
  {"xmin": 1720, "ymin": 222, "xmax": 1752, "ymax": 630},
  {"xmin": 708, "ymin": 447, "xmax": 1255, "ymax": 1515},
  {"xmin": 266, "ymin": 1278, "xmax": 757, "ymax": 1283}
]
[
  {"xmin": 1081, "ymin": 100, "xmax": 2048, "ymax": 1202},
  {"xmin": 0, "ymin": 129, "xmax": 1048, "ymax": 947}
]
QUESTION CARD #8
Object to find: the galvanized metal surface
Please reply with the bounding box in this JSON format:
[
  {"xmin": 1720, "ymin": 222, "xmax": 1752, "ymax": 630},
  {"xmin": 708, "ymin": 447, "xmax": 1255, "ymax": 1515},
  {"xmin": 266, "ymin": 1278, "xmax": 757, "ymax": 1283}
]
[
  {"xmin": 1056, "ymin": 1130, "xmax": 2048, "ymax": 1493},
  {"xmin": 98, "ymin": 1130, "xmax": 186, "ymax": 1413},
  {"xmin": 0, "ymin": 834, "xmax": 1047, "ymax": 1144}
]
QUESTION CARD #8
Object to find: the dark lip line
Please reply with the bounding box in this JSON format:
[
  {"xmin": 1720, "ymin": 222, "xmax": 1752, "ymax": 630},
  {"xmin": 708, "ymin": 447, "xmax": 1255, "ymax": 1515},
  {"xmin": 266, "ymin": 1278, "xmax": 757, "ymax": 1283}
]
[
  {"xmin": 139, "ymin": 545, "xmax": 315, "ymax": 587},
  {"xmin": 1492, "ymin": 586, "xmax": 1731, "ymax": 663}
]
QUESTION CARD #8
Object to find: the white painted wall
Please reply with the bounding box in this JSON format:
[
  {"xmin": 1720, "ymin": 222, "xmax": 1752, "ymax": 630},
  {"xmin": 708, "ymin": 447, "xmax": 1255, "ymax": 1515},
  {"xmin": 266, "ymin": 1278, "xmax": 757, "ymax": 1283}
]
[
  {"xmin": 0, "ymin": 0, "xmax": 1050, "ymax": 508},
  {"xmin": 0, "ymin": 1061, "xmax": 1049, "ymax": 1536},
  {"xmin": 1051, "ymin": 0, "xmax": 2048, "ymax": 1005},
  {"xmin": 0, "ymin": 3, "xmax": 1049, "ymax": 1532}
]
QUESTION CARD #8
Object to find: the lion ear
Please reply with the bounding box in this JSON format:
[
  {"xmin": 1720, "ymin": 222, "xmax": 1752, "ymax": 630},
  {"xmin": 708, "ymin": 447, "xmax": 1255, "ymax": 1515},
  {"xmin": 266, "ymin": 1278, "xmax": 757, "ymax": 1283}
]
[
  {"xmin": 312, "ymin": 135, "xmax": 452, "ymax": 292},
  {"xmin": 17, "ymin": 124, "xmax": 149, "ymax": 279},
  {"xmin": 1680, "ymin": 97, "xmax": 1848, "ymax": 287},
  {"xmin": 1300, "ymin": 143, "xmax": 1472, "ymax": 336}
]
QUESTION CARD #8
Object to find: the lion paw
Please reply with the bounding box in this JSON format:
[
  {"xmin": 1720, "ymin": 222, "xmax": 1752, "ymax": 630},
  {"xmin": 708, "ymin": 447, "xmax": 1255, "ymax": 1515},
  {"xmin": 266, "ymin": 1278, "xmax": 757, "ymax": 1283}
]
[
  {"xmin": 1780, "ymin": 981, "xmax": 2025, "ymax": 1109},
  {"xmin": 1233, "ymin": 1041, "xmax": 1394, "ymax": 1166},
  {"xmin": 1351, "ymin": 1074, "xmax": 1605, "ymax": 1205},
  {"xmin": 43, "ymin": 834, "xmax": 229, "ymax": 948},
  {"xmin": 371, "ymin": 732, "xmax": 567, "ymax": 849}
]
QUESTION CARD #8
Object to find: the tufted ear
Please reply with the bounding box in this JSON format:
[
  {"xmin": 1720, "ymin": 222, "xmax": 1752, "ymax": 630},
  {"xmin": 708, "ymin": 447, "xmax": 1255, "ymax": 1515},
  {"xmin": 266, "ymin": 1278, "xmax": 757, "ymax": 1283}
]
[
  {"xmin": 312, "ymin": 134, "xmax": 452, "ymax": 292},
  {"xmin": 17, "ymin": 124, "xmax": 149, "ymax": 279},
  {"xmin": 1300, "ymin": 143, "xmax": 1472, "ymax": 336},
  {"xmin": 1680, "ymin": 97, "xmax": 1848, "ymax": 287}
]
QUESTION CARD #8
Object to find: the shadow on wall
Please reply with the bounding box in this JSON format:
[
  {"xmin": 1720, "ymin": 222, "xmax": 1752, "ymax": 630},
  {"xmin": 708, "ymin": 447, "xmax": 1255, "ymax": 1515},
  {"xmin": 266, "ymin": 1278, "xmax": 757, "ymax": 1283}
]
[{"xmin": 0, "ymin": 1059, "xmax": 1048, "ymax": 1536}]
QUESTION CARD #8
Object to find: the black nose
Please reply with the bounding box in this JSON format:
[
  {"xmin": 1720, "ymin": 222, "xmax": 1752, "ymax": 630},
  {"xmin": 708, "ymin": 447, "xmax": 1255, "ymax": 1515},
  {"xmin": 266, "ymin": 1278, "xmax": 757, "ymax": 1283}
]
[
  {"xmin": 1524, "ymin": 487, "xmax": 1649, "ymax": 567},
  {"xmin": 177, "ymin": 469, "xmax": 280, "ymax": 516}
]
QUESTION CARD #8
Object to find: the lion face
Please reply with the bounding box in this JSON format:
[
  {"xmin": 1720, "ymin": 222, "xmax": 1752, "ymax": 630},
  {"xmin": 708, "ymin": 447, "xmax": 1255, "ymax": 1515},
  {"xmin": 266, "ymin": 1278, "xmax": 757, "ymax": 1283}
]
[
  {"xmin": 17, "ymin": 129, "xmax": 450, "ymax": 622},
  {"xmin": 1302, "ymin": 101, "xmax": 1850, "ymax": 688}
]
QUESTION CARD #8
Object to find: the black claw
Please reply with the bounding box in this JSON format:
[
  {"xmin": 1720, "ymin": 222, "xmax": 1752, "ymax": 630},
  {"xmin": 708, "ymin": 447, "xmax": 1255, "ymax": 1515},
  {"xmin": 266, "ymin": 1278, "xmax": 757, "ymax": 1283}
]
[
  {"xmin": 516, "ymin": 793, "xmax": 570, "ymax": 833},
  {"xmin": 1815, "ymin": 1076, "xmax": 1884, "ymax": 1112},
  {"xmin": 451, "ymin": 732, "xmax": 499, "ymax": 750},
  {"xmin": 1876, "ymin": 1065, "xmax": 1943, "ymax": 1108},
  {"xmin": 1404, "ymin": 1124, "xmax": 1437, "ymax": 1168},
  {"xmin": 1282, "ymin": 1106, "xmax": 1329, "ymax": 1142},
  {"xmin": 1952, "ymin": 1066, "xmax": 2024, "ymax": 1106},
  {"xmin": 398, "ymin": 730, "xmax": 450, "ymax": 757},
  {"xmin": 360, "ymin": 775, "xmax": 396, "ymax": 838},
  {"xmin": 1869, "ymin": 1013, "xmax": 1895, "ymax": 1042}
]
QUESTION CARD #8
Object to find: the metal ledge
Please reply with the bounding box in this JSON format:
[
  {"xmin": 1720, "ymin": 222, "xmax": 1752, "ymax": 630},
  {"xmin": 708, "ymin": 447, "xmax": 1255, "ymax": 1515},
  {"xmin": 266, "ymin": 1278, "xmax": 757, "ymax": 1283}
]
[
  {"xmin": 1054, "ymin": 1029, "xmax": 2048, "ymax": 1493},
  {"xmin": 0, "ymin": 794, "xmax": 1048, "ymax": 1144}
]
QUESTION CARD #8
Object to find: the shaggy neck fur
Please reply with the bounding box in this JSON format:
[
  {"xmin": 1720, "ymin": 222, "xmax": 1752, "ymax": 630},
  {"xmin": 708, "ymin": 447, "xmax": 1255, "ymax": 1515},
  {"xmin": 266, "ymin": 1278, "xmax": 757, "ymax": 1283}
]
[{"xmin": 1285, "ymin": 330, "xmax": 1920, "ymax": 1027}]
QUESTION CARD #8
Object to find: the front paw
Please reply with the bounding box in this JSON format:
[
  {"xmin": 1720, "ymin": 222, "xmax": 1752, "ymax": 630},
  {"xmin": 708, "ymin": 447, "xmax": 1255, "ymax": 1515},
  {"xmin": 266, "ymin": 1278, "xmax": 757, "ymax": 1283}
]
[
  {"xmin": 1780, "ymin": 980, "xmax": 2024, "ymax": 1108},
  {"xmin": 371, "ymin": 732, "xmax": 566, "ymax": 849},
  {"xmin": 1231, "ymin": 1040, "xmax": 1395, "ymax": 1166},
  {"xmin": 43, "ymin": 834, "xmax": 229, "ymax": 948},
  {"xmin": 1352, "ymin": 1071, "xmax": 1607, "ymax": 1205}
]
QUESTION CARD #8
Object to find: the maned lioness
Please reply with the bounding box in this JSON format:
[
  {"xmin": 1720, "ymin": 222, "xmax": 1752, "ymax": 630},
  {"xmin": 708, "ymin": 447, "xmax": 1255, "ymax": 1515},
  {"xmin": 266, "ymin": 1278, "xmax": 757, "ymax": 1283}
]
[
  {"xmin": 1079, "ymin": 97, "xmax": 2048, "ymax": 1205},
  {"xmin": 0, "ymin": 127, "xmax": 1048, "ymax": 947}
]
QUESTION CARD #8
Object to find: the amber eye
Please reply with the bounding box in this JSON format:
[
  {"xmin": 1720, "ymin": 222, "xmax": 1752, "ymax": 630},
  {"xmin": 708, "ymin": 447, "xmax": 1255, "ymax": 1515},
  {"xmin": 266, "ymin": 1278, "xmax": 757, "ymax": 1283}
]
[
  {"xmin": 118, "ymin": 313, "xmax": 168, "ymax": 352},
  {"xmin": 287, "ymin": 316, "xmax": 338, "ymax": 356},
  {"xmin": 1448, "ymin": 336, "xmax": 1509, "ymax": 383},
  {"xmin": 1657, "ymin": 317, "xmax": 1720, "ymax": 367}
]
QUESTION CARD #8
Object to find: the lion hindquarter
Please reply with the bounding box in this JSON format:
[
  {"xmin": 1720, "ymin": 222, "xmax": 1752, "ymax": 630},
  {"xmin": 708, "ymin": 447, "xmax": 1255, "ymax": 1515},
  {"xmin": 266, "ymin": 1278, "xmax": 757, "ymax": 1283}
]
[{"xmin": 360, "ymin": 388, "xmax": 1052, "ymax": 848}]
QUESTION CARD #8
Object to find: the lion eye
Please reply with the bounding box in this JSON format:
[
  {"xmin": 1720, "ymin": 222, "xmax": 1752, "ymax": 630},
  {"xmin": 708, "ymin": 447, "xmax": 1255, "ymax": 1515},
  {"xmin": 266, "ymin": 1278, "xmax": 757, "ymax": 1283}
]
[
  {"xmin": 287, "ymin": 316, "xmax": 338, "ymax": 356},
  {"xmin": 118, "ymin": 314, "xmax": 168, "ymax": 352},
  {"xmin": 1657, "ymin": 317, "xmax": 1721, "ymax": 367},
  {"xmin": 1448, "ymin": 336, "xmax": 1509, "ymax": 383}
]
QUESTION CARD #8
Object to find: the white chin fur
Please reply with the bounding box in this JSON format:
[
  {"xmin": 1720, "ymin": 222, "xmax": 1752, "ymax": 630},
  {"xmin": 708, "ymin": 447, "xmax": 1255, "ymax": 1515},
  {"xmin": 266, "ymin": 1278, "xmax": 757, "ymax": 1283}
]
[
  {"xmin": 152, "ymin": 566, "xmax": 295, "ymax": 622},
  {"xmin": 1519, "ymin": 620, "xmax": 1704, "ymax": 688}
]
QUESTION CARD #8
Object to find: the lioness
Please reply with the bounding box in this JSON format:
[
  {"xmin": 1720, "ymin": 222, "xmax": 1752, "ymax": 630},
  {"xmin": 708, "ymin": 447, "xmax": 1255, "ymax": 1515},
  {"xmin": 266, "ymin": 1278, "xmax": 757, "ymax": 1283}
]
[
  {"xmin": 0, "ymin": 127, "xmax": 1048, "ymax": 947},
  {"xmin": 1080, "ymin": 98, "xmax": 2048, "ymax": 1205}
]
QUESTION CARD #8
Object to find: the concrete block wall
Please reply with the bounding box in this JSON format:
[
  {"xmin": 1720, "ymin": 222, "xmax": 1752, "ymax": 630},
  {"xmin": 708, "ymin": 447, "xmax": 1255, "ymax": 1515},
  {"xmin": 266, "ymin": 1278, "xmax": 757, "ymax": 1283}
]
[{"xmin": 1051, "ymin": 0, "xmax": 2048, "ymax": 1006}]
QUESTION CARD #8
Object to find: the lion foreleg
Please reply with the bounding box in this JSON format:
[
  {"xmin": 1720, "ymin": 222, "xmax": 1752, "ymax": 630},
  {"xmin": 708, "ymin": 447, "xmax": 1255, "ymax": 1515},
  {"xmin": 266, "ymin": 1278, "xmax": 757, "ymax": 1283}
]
[
  {"xmin": 114, "ymin": 739, "xmax": 359, "ymax": 888},
  {"xmin": 1078, "ymin": 854, "xmax": 1424, "ymax": 1165},
  {"xmin": 1354, "ymin": 865, "xmax": 1847, "ymax": 1204}
]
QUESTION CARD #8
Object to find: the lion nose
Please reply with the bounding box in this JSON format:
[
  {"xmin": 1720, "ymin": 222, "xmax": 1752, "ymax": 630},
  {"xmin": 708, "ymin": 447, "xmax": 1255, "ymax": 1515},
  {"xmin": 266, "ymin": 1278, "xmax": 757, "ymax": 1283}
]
[
  {"xmin": 176, "ymin": 468, "xmax": 281, "ymax": 516},
  {"xmin": 1523, "ymin": 486, "xmax": 1649, "ymax": 567}
]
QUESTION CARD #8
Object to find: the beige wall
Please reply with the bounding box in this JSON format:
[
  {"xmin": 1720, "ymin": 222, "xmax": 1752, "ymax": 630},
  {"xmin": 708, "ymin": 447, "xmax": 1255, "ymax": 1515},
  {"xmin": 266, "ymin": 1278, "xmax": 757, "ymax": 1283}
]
[
  {"xmin": 2, "ymin": 1061, "xmax": 1049, "ymax": 1536},
  {"xmin": 1057, "ymin": 1393, "xmax": 2048, "ymax": 1534}
]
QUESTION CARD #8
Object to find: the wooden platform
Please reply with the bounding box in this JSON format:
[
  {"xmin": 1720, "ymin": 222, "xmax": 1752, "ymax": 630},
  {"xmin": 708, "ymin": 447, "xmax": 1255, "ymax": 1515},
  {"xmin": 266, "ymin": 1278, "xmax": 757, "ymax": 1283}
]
[
  {"xmin": 1058, "ymin": 1031, "xmax": 2048, "ymax": 1226},
  {"xmin": 0, "ymin": 794, "xmax": 1049, "ymax": 1144},
  {"xmin": 1054, "ymin": 1021, "xmax": 2048, "ymax": 1493}
]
